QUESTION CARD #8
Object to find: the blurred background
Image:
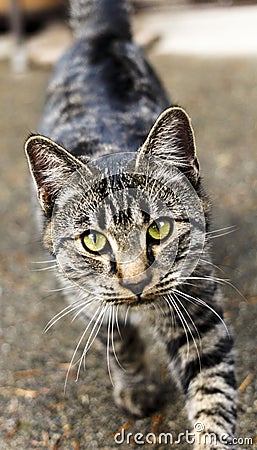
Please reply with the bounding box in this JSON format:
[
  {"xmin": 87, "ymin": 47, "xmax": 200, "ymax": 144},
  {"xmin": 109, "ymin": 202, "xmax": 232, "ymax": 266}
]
[
  {"xmin": 0, "ymin": 1, "xmax": 256, "ymax": 449},
  {"xmin": 1, "ymin": 0, "xmax": 257, "ymax": 68}
]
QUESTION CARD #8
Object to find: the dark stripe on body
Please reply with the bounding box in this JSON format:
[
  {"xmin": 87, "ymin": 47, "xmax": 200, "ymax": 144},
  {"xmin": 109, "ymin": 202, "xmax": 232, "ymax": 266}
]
[
  {"xmin": 181, "ymin": 337, "xmax": 235, "ymax": 394},
  {"xmin": 166, "ymin": 314, "xmax": 222, "ymax": 360},
  {"xmin": 194, "ymin": 406, "xmax": 237, "ymax": 429},
  {"xmin": 195, "ymin": 386, "xmax": 235, "ymax": 403}
]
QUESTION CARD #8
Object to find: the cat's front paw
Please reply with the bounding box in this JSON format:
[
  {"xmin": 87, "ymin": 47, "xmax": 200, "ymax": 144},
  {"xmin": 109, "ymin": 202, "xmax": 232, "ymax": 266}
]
[{"xmin": 113, "ymin": 381, "xmax": 160, "ymax": 418}]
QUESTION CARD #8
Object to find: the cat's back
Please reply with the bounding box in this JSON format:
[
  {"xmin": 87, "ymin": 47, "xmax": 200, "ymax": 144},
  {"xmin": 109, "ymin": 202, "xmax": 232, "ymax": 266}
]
[{"xmin": 40, "ymin": 0, "xmax": 169, "ymax": 158}]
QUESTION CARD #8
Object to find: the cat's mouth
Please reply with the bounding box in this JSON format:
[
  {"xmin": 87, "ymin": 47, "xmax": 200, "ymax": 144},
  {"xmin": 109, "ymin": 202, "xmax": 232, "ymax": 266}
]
[{"xmin": 106, "ymin": 292, "xmax": 157, "ymax": 307}]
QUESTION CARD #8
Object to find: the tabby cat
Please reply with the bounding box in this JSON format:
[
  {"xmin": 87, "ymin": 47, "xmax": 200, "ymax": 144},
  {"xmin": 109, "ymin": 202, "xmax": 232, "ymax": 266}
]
[{"xmin": 24, "ymin": 0, "xmax": 237, "ymax": 448}]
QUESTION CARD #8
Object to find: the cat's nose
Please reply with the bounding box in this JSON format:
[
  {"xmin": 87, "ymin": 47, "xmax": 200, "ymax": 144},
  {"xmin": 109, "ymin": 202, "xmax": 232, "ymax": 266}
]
[{"xmin": 119, "ymin": 273, "xmax": 152, "ymax": 295}]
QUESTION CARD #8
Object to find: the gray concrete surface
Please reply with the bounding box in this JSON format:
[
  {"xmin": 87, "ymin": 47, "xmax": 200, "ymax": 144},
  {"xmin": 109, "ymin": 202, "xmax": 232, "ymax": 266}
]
[{"xmin": 0, "ymin": 20, "xmax": 257, "ymax": 450}]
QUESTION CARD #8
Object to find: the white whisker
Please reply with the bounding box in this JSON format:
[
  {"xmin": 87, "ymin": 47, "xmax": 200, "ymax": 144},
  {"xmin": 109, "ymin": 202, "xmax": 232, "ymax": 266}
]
[
  {"xmin": 115, "ymin": 303, "xmax": 122, "ymax": 340},
  {"xmin": 165, "ymin": 293, "xmax": 202, "ymax": 371},
  {"xmin": 111, "ymin": 307, "xmax": 124, "ymax": 371},
  {"xmin": 181, "ymin": 274, "xmax": 244, "ymax": 300},
  {"xmin": 164, "ymin": 294, "xmax": 191, "ymax": 362},
  {"xmin": 207, "ymin": 225, "xmax": 237, "ymax": 239},
  {"xmin": 47, "ymin": 285, "xmax": 74, "ymax": 293},
  {"xmin": 124, "ymin": 304, "xmax": 130, "ymax": 326},
  {"xmin": 161, "ymin": 295, "xmax": 176, "ymax": 329},
  {"xmin": 173, "ymin": 292, "xmax": 202, "ymax": 347},
  {"xmin": 173, "ymin": 288, "xmax": 230, "ymax": 338},
  {"xmin": 32, "ymin": 265, "xmax": 57, "ymax": 272},
  {"xmin": 199, "ymin": 258, "xmax": 225, "ymax": 274},
  {"xmin": 106, "ymin": 306, "xmax": 114, "ymax": 386},
  {"xmin": 75, "ymin": 305, "xmax": 107, "ymax": 379},
  {"xmin": 64, "ymin": 303, "xmax": 102, "ymax": 391},
  {"xmin": 44, "ymin": 297, "xmax": 94, "ymax": 332},
  {"xmin": 31, "ymin": 259, "xmax": 56, "ymax": 264},
  {"xmin": 71, "ymin": 297, "xmax": 98, "ymax": 322}
]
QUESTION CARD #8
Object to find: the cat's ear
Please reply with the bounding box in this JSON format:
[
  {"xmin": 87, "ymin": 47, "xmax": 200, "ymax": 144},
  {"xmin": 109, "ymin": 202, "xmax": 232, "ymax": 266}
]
[
  {"xmin": 25, "ymin": 135, "xmax": 95, "ymax": 215},
  {"xmin": 137, "ymin": 107, "xmax": 200, "ymax": 181}
]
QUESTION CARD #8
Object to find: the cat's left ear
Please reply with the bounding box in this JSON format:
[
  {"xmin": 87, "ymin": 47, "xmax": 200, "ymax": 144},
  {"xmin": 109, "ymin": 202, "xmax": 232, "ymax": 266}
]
[
  {"xmin": 25, "ymin": 135, "xmax": 97, "ymax": 215},
  {"xmin": 137, "ymin": 107, "xmax": 200, "ymax": 182}
]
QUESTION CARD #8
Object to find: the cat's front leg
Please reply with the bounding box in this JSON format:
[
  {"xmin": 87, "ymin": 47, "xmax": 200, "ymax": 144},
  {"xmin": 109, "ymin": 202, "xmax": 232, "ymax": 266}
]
[
  {"xmin": 98, "ymin": 318, "xmax": 160, "ymax": 418},
  {"xmin": 158, "ymin": 313, "xmax": 237, "ymax": 449}
]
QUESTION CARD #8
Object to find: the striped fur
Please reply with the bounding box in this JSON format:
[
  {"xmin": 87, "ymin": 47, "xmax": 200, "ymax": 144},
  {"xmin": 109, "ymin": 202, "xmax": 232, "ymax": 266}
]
[{"xmin": 24, "ymin": 1, "xmax": 237, "ymax": 448}]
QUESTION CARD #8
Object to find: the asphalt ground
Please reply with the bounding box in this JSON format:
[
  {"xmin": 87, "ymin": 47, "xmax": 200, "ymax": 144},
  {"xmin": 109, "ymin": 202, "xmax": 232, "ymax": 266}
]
[{"xmin": 0, "ymin": 37, "xmax": 256, "ymax": 450}]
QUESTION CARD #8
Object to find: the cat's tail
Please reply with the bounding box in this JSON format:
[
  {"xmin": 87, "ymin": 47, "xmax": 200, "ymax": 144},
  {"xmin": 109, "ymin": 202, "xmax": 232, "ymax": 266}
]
[{"xmin": 70, "ymin": 0, "xmax": 132, "ymax": 40}]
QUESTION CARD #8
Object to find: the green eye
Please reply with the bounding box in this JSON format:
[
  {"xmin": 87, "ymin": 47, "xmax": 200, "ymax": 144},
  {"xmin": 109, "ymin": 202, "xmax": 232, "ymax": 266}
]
[
  {"xmin": 82, "ymin": 230, "xmax": 107, "ymax": 253},
  {"xmin": 148, "ymin": 218, "xmax": 173, "ymax": 242}
]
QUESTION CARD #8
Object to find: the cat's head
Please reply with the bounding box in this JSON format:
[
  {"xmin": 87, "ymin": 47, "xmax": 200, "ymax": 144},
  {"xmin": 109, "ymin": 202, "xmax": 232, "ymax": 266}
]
[{"xmin": 25, "ymin": 107, "xmax": 208, "ymax": 305}]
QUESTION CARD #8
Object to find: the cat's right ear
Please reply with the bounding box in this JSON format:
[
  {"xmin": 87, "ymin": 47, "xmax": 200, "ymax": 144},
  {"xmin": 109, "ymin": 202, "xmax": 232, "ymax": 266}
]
[
  {"xmin": 25, "ymin": 135, "xmax": 95, "ymax": 215},
  {"xmin": 136, "ymin": 107, "xmax": 200, "ymax": 183}
]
